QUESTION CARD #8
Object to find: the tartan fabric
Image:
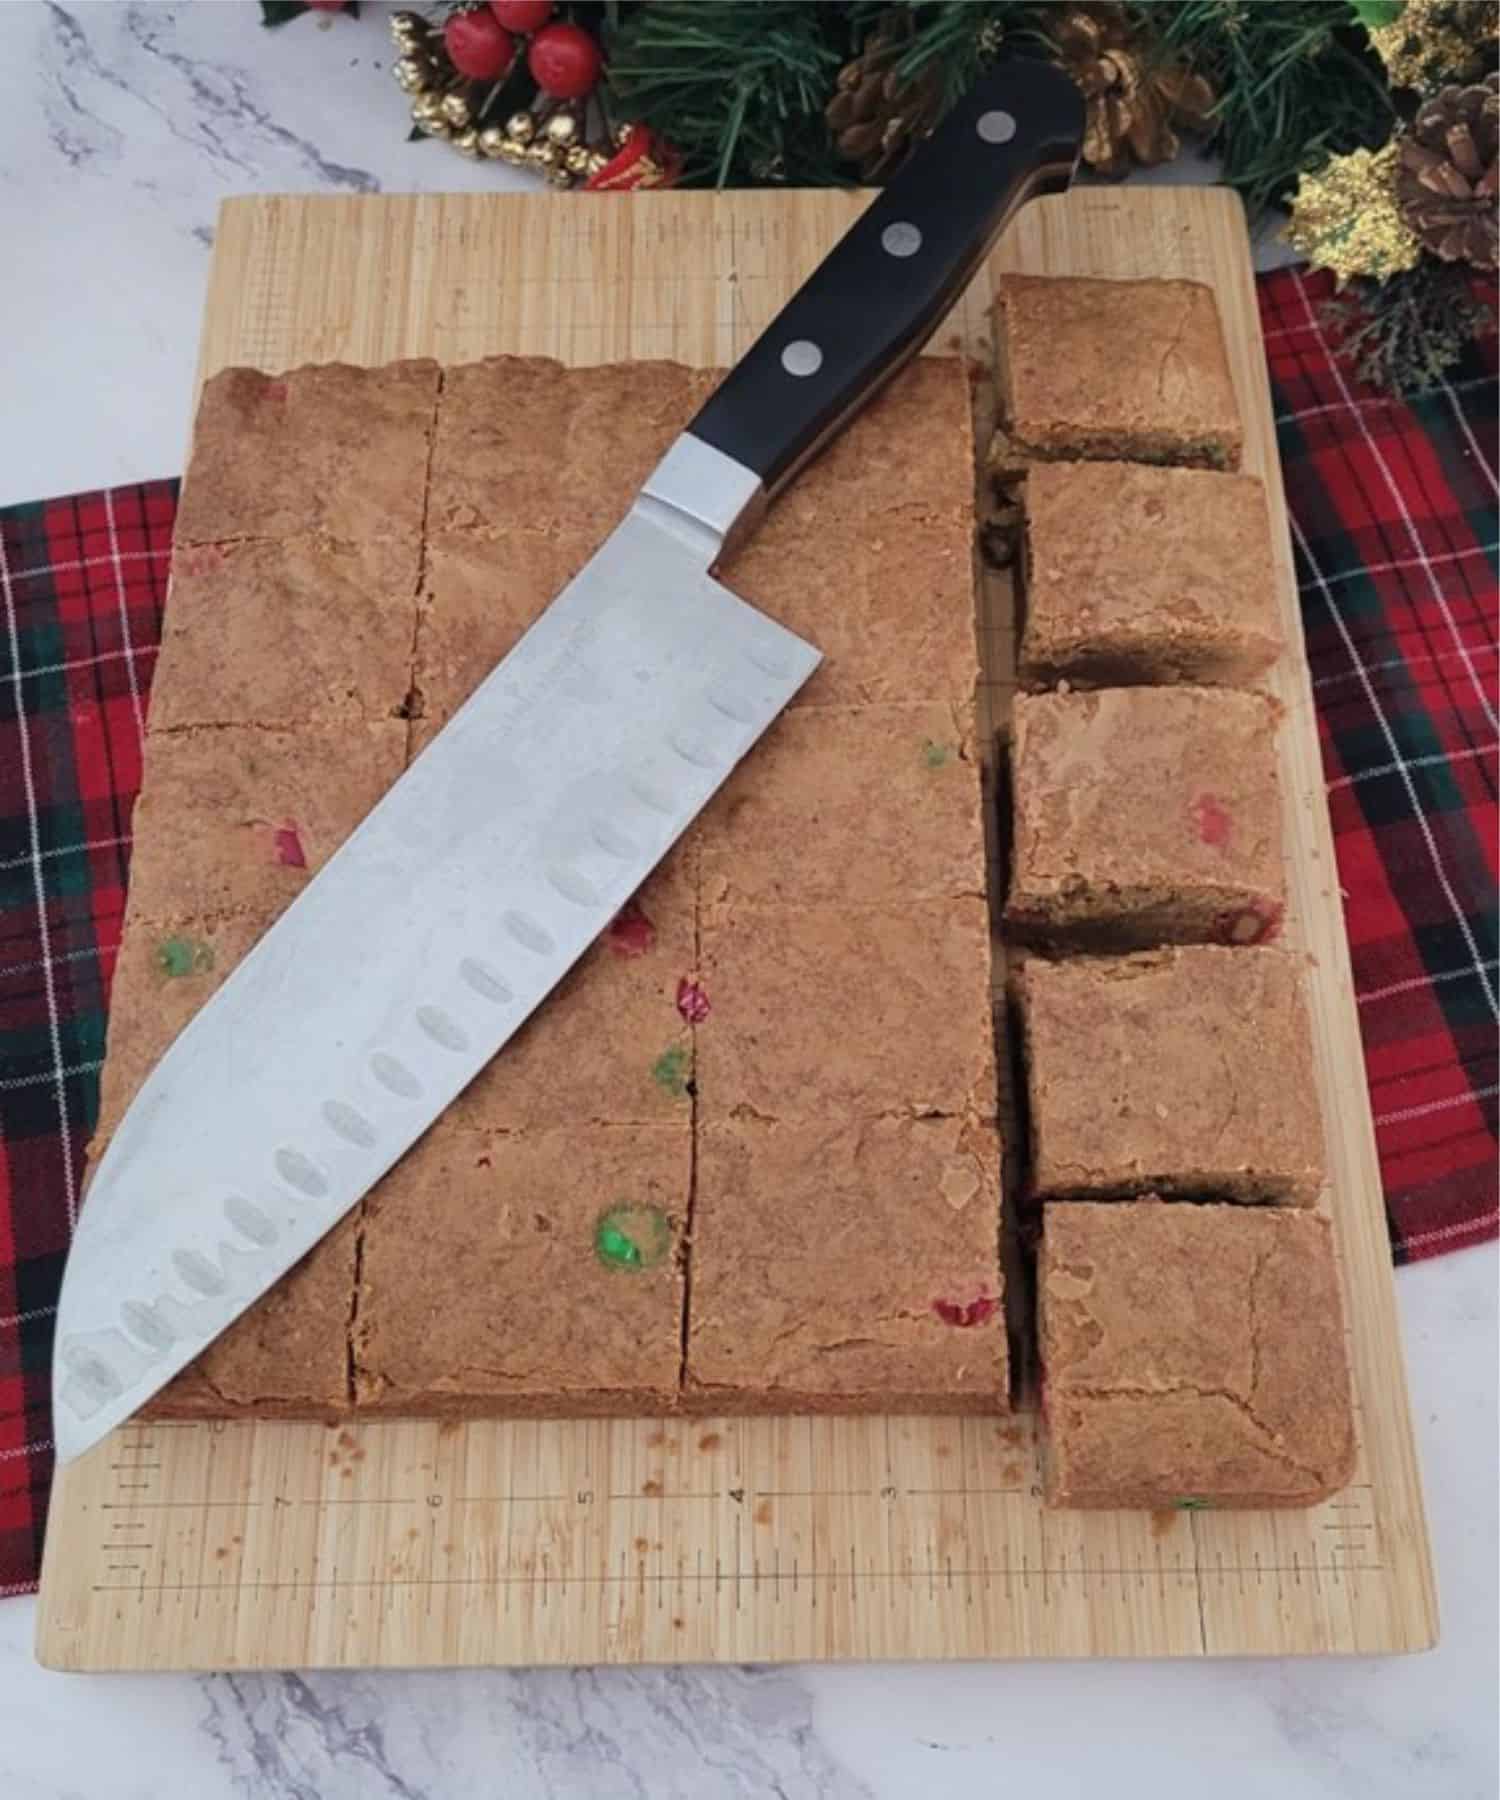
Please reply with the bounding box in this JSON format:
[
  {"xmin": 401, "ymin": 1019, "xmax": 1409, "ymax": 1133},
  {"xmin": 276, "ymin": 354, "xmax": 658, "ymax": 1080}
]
[
  {"xmin": 1, "ymin": 276, "xmax": 1495, "ymax": 1595},
  {"xmin": 1263, "ymin": 267, "xmax": 1499, "ymax": 1262},
  {"xmin": 0, "ymin": 482, "xmax": 176, "ymax": 1594}
]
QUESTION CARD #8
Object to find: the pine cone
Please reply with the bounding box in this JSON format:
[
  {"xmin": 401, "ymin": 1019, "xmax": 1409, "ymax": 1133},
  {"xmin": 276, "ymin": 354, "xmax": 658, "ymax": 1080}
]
[
  {"xmin": 827, "ymin": 13, "xmax": 946, "ymax": 182},
  {"xmin": 1051, "ymin": 4, "xmax": 1214, "ymax": 179},
  {"xmin": 1397, "ymin": 73, "xmax": 1500, "ymax": 269}
]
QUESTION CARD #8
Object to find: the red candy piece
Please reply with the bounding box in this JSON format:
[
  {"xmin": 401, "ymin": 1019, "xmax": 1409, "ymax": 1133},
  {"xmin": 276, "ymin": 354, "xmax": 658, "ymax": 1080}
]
[
  {"xmin": 490, "ymin": 0, "xmax": 553, "ymax": 30},
  {"xmin": 676, "ymin": 977, "xmax": 711, "ymax": 1024},
  {"xmin": 606, "ymin": 898, "xmax": 655, "ymax": 958},
  {"xmin": 932, "ymin": 1294, "xmax": 998, "ymax": 1329},
  {"xmin": 445, "ymin": 7, "xmax": 515, "ymax": 80},
  {"xmin": 528, "ymin": 20, "xmax": 602, "ymax": 98},
  {"xmin": 273, "ymin": 824, "xmax": 307, "ymax": 869},
  {"xmin": 1192, "ymin": 792, "xmax": 1232, "ymax": 848}
]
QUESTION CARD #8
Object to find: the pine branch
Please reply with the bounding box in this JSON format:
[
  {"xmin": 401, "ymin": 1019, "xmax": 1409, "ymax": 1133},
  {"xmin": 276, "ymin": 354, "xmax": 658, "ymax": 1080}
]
[
  {"xmin": 1148, "ymin": 0, "xmax": 1399, "ymax": 216},
  {"xmin": 607, "ymin": 1, "xmax": 855, "ymax": 186},
  {"xmin": 1323, "ymin": 262, "xmax": 1497, "ymax": 394}
]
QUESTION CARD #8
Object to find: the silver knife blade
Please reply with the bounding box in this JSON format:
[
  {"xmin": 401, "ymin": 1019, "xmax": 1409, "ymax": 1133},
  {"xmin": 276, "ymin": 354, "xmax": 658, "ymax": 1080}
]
[{"xmin": 53, "ymin": 441, "xmax": 819, "ymax": 1462}]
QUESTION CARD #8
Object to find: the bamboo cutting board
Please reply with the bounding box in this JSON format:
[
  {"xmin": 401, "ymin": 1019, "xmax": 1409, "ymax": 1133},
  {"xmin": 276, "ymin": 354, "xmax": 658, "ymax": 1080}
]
[{"xmin": 37, "ymin": 186, "xmax": 1437, "ymax": 1670}]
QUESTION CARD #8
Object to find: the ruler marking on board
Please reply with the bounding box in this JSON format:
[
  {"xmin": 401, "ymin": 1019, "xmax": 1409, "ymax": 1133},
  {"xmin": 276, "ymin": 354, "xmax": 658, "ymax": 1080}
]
[{"xmin": 89, "ymin": 1561, "xmax": 1386, "ymax": 1597}]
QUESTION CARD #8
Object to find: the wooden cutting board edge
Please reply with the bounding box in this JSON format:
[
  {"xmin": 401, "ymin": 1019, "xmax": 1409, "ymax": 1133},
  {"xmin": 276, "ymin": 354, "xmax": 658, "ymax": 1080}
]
[{"xmin": 35, "ymin": 185, "xmax": 1437, "ymax": 1669}]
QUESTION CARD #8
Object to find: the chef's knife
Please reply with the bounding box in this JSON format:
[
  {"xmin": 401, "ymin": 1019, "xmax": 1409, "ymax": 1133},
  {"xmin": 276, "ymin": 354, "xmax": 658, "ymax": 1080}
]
[{"xmin": 54, "ymin": 62, "xmax": 1082, "ymax": 1462}]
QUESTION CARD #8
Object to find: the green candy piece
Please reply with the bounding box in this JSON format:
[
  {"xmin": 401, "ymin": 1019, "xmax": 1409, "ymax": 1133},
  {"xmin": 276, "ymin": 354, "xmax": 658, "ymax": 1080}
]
[
  {"xmin": 922, "ymin": 739, "xmax": 951, "ymax": 769},
  {"xmin": 1175, "ymin": 1496, "xmax": 1215, "ymax": 1511},
  {"xmin": 594, "ymin": 1204, "xmax": 672, "ymax": 1272},
  {"xmin": 156, "ymin": 935, "xmax": 213, "ymax": 979},
  {"xmin": 651, "ymin": 1044, "xmax": 691, "ymax": 1097}
]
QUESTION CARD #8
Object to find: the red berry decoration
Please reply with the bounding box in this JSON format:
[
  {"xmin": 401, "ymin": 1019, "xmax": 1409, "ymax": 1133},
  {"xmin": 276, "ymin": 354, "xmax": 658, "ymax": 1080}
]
[
  {"xmin": 444, "ymin": 7, "xmax": 516, "ymax": 81},
  {"xmin": 528, "ymin": 20, "xmax": 602, "ymax": 98},
  {"xmin": 490, "ymin": 0, "xmax": 554, "ymax": 31}
]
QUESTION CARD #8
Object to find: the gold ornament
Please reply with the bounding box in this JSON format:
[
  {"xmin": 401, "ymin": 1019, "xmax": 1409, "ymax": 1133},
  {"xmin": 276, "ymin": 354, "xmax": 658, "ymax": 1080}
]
[
  {"xmin": 545, "ymin": 111, "xmax": 581, "ymax": 148},
  {"xmin": 563, "ymin": 143, "xmax": 591, "ymax": 175},
  {"xmin": 442, "ymin": 92, "xmax": 473, "ymax": 129},
  {"xmin": 585, "ymin": 149, "xmax": 609, "ymax": 178},
  {"xmin": 1285, "ymin": 142, "xmax": 1423, "ymax": 285},
  {"xmin": 613, "ymin": 121, "xmax": 634, "ymax": 148},
  {"xmin": 546, "ymin": 163, "xmax": 574, "ymax": 188},
  {"xmin": 392, "ymin": 56, "xmax": 429, "ymax": 95},
  {"xmin": 412, "ymin": 92, "xmax": 445, "ymax": 125},
  {"xmin": 1370, "ymin": 0, "xmax": 1498, "ymax": 92},
  {"xmin": 526, "ymin": 140, "xmax": 560, "ymax": 170},
  {"xmin": 496, "ymin": 136, "xmax": 530, "ymax": 165},
  {"xmin": 1052, "ymin": 3, "xmax": 1215, "ymax": 178},
  {"xmin": 1396, "ymin": 74, "xmax": 1500, "ymax": 268},
  {"xmin": 453, "ymin": 128, "xmax": 481, "ymax": 159},
  {"xmin": 418, "ymin": 115, "xmax": 454, "ymax": 140},
  {"xmin": 478, "ymin": 125, "xmax": 509, "ymax": 159},
  {"xmin": 390, "ymin": 10, "xmax": 426, "ymax": 43},
  {"xmin": 507, "ymin": 110, "xmax": 537, "ymax": 145}
]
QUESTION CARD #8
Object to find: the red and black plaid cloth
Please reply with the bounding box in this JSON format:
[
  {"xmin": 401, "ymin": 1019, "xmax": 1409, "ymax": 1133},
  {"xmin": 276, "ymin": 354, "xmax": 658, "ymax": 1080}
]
[{"xmin": 2, "ymin": 268, "xmax": 1496, "ymax": 1594}]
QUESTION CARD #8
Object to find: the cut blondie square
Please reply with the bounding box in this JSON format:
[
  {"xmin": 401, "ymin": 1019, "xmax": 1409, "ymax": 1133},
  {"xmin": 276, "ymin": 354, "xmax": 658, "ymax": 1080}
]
[
  {"xmin": 1006, "ymin": 686, "xmax": 1285, "ymax": 950},
  {"xmin": 175, "ymin": 361, "xmax": 441, "ymax": 548},
  {"xmin": 697, "ymin": 703, "xmax": 987, "ymax": 910},
  {"xmin": 150, "ymin": 535, "xmax": 420, "ymax": 731},
  {"xmin": 686, "ymin": 1115, "xmax": 1006, "ymax": 1412},
  {"xmin": 696, "ymin": 898, "xmax": 999, "ymax": 1124},
  {"xmin": 124, "ymin": 722, "xmax": 406, "ymax": 921},
  {"xmin": 352, "ymin": 1123, "xmax": 689, "ymax": 1416},
  {"xmin": 992, "ymin": 275, "xmax": 1242, "ymax": 472},
  {"xmin": 143, "ymin": 1215, "xmax": 359, "ymax": 1419},
  {"xmin": 1019, "ymin": 460, "xmax": 1282, "ymax": 688},
  {"xmin": 1039, "ymin": 1200, "xmax": 1356, "ymax": 1509},
  {"xmin": 1019, "ymin": 946, "xmax": 1324, "ymax": 1205}
]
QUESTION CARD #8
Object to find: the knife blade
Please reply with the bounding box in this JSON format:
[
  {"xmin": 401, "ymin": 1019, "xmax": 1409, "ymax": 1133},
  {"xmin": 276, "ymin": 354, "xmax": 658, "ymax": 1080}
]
[{"xmin": 54, "ymin": 61, "xmax": 1083, "ymax": 1463}]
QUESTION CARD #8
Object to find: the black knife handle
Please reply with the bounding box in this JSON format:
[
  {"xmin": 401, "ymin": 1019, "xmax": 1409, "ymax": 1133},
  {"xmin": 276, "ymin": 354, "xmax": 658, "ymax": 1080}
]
[{"xmin": 685, "ymin": 58, "xmax": 1083, "ymax": 501}]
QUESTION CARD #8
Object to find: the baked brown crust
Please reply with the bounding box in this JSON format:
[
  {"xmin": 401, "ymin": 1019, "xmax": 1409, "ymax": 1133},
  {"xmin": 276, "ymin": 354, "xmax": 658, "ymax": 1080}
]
[
  {"xmin": 1006, "ymin": 686, "xmax": 1285, "ymax": 951},
  {"xmin": 994, "ymin": 275, "xmax": 1242, "ymax": 471},
  {"xmin": 1019, "ymin": 946, "xmax": 1325, "ymax": 1205},
  {"xmin": 1020, "ymin": 460, "xmax": 1281, "ymax": 687},
  {"xmin": 1039, "ymin": 1201, "xmax": 1355, "ymax": 1508}
]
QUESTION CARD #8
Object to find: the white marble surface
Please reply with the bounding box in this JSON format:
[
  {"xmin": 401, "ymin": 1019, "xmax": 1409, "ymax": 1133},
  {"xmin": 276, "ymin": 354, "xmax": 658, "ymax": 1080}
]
[{"xmin": 2, "ymin": 5, "xmax": 1496, "ymax": 1796}]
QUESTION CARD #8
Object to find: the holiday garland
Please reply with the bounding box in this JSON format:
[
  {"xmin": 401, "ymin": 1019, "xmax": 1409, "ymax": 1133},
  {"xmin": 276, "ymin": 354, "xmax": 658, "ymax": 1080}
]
[{"xmin": 268, "ymin": 1, "xmax": 1497, "ymax": 392}]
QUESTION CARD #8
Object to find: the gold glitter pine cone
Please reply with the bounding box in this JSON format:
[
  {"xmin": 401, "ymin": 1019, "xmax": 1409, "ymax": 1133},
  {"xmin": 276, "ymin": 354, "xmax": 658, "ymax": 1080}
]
[
  {"xmin": 826, "ymin": 12, "xmax": 946, "ymax": 181},
  {"xmin": 1396, "ymin": 74, "xmax": 1500, "ymax": 269},
  {"xmin": 1370, "ymin": 0, "xmax": 1499, "ymax": 92},
  {"xmin": 1052, "ymin": 3, "xmax": 1215, "ymax": 179}
]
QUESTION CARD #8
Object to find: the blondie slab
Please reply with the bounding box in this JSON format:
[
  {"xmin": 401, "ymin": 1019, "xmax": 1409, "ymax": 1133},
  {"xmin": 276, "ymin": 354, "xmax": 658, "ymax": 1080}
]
[
  {"xmin": 1019, "ymin": 460, "xmax": 1282, "ymax": 687},
  {"xmin": 175, "ymin": 361, "xmax": 441, "ymax": 547},
  {"xmin": 1039, "ymin": 1201, "xmax": 1355, "ymax": 1508},
  {"xmin": 993, "ymin": 275, "xmax": 1242, "ymax": 471},
  {"xmin": 353, "ymin": 1124, "xmax": 689, "ymax": 1416},
  {"xmin": 1007, "ymin": 687, "xmax": 1285, "ymax": 950},
  {"xmin": 1019, "ymin": 947, "xmax": 1324, "ymax": 1205},
  {"xmin": 686, "ymin": 1115, "xmax": 1005, "ymax": 1412}
]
